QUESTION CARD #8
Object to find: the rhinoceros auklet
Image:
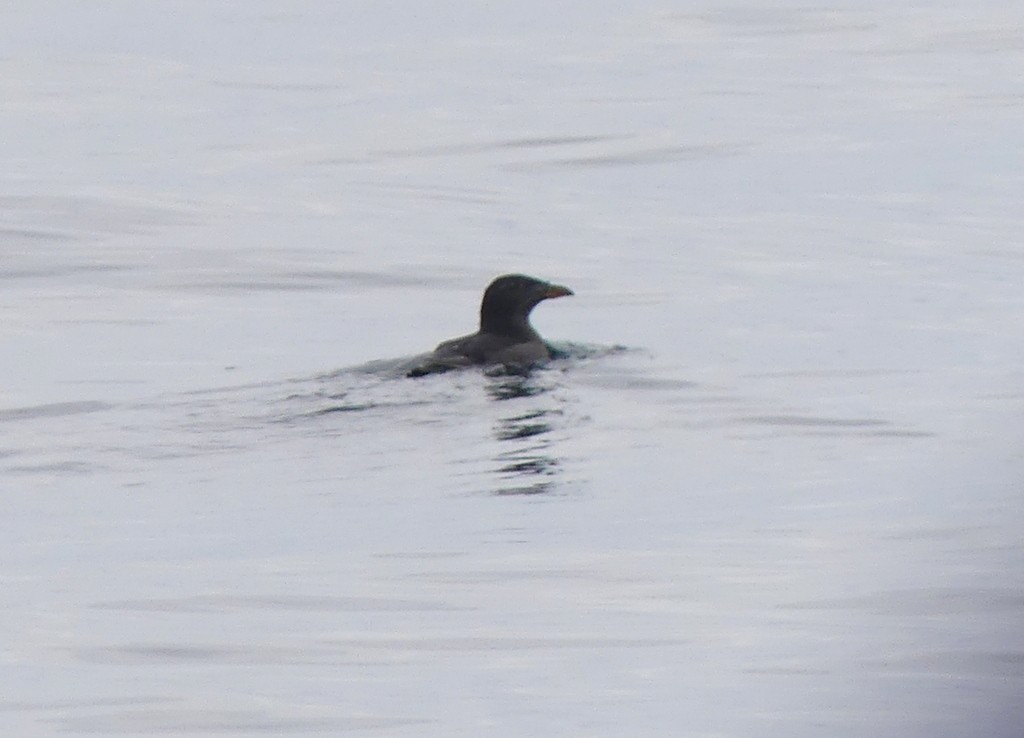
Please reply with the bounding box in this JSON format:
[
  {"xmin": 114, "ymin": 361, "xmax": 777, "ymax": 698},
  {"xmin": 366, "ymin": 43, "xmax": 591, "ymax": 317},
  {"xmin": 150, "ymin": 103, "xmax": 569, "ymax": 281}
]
[{"xmin": 407, "ymin": 274, "xmax": 573, "ymax": 377}]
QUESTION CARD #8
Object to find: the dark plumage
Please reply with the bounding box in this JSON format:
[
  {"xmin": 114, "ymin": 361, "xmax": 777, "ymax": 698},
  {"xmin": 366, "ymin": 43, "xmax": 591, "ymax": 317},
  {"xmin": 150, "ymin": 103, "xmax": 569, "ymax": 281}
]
[{"xmin": 407, "ymin": 274, "xmax": 573, "ymax": 377}]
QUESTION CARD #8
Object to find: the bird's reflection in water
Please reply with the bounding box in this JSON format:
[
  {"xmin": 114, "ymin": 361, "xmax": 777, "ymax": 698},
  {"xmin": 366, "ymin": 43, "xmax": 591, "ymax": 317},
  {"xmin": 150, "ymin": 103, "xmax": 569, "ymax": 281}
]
[{"xmin": 486, "ymin": 374, "xmax": 563, "ymax": 496}]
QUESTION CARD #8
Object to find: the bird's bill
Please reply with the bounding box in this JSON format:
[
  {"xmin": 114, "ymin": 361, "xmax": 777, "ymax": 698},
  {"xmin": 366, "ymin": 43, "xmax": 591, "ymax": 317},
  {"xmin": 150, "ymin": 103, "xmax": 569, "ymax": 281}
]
[{"xmin": 543, "ymin": 283, "xmax": 574, "ymax": 299}]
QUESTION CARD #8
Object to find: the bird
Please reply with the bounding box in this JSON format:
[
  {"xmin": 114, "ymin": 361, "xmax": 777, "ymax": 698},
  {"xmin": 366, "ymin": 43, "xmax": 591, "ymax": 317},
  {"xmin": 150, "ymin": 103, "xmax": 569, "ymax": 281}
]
[{"xmin": 407, "ymin": 274, "xmax": 573, "ymax": 377}]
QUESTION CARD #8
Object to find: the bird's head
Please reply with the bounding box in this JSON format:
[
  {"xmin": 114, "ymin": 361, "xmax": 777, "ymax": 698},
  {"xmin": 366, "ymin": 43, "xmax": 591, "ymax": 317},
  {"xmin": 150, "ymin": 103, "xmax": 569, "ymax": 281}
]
[{"xmin": 479, "ymin": 274, "xmax": 573, "ymax": 335}]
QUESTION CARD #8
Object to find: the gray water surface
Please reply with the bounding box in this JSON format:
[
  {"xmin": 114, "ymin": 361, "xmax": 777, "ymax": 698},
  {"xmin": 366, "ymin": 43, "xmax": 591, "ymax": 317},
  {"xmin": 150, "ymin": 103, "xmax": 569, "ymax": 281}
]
[{"xmin": 3, "ymin": 2, "xmax": 1024, "ymax": 736}]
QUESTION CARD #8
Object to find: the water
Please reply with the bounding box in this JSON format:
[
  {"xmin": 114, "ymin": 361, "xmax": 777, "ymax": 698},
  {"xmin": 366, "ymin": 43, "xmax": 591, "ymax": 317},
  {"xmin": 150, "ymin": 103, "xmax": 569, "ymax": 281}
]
[{"xmin": 3, "ymin": 2, "xmax": 1024, "ymax": 736}]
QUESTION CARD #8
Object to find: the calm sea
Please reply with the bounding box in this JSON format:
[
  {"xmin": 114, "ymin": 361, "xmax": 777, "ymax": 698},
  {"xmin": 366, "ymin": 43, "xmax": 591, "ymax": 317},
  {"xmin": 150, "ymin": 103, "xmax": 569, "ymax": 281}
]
[{"xmin": 3, "ymin": 2, "xmax": 1024, "ymax": 736}]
